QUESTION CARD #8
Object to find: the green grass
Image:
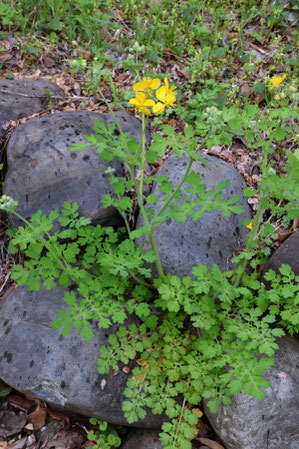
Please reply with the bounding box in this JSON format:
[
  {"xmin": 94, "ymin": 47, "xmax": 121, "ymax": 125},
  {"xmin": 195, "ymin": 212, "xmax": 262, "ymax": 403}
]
[{"xmin": 0, "ymin": 0, "xmax": 297, "ymax": 172}]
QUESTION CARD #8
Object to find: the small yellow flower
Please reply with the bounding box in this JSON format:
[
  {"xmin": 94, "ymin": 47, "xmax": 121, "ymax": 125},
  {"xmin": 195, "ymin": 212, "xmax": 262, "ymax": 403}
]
[
  {"xmin": 246, "ymin": 221, "xmax": 253, "ymax": 230},
  {"xmin": 274, "ymin": 94, "xmax": 280, "ymax": 101},
  {"xmin": 129, "ymin": 92, "xmax": 155, "ymax": 115},
  {"xmin": 153, "ymin": 78, "xmax": 177, "ymax": 114},
  {"xmin": 266, "ymin": 74, "xmax": 287, "ymax": 88},
  {"xmin": 133, "ymin": 77, "xmax": 161, "ymax": 92}
]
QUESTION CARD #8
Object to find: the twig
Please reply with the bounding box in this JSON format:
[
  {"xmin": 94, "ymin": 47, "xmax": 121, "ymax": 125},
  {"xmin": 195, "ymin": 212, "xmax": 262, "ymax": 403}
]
[{"xmin": 249, "ymin": 42, "xmax": 267, "ymax": 54}]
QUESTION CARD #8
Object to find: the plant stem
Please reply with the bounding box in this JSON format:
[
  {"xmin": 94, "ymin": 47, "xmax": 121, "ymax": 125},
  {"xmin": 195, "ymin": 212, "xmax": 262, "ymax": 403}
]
[
  {"xmin": 154, "ymin": 137, "xmax": 207, "ymax": 227},
  {"xmin": 139, "ymin": 114, "xmax": 148, "ymax": 202},
  {"xmin": 154, "ymin": 155, "xmax": 193, "ymax": 223},
  {"xmin": 234, "ymin": 148, "xmax": 268, "ymax": 287}
]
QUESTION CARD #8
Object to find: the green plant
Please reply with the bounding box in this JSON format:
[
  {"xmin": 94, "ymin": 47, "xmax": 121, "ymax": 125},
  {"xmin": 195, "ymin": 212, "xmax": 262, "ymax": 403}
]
[
  {"xmin": 88, "ymin": 419, "xmax": 122, "ymax": 449},
  {"xmin": 0, "ymin": 1, "xmax": 18, "ymax": 27},
  {"xmin": 0, "ymin": 380, "xmax": 11, "ymax": 400},
  {"xmin": 2, "ymin": 74, "xmax": 298, "ymax": 449},
  {"xmin": 176, "ymin": 83, "xmax": 229, "ymax": 124}
]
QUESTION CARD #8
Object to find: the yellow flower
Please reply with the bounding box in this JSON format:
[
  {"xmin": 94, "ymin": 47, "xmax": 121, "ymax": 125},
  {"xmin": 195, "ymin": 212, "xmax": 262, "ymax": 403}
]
[
  {"xmin": 129, "ymin": 92, "xmax": 155, "ymax": 115},
  {"xmin": 133, "ymin": 77, "xmax": 161, "ymax": 92},
  {"xmin": 162, "ymin": 77, "xmax": 177, "ymax": 95},
  {"xmin": 274, "ymin": 94, "xmax": 280, "ymax": 100},
  {"xmin": 153, "ymin": 78, "xmax": 177, "ymax": 114},
  {"xmin": 246, "ymin": 221, "xmax": 253, "ymax": 230},
  {"xmin": 266, "ymin": 74, "xmax": 287, "ymax": 87}
]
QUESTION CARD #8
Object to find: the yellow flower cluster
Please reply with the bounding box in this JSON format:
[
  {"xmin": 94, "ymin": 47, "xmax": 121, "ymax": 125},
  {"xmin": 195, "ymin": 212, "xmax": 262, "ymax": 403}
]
[
  {"xmin": 266, "ymin": 74, "xmax": 286, "ymax": 88},
  {"xmin": 129, "ymin": 77, "xmax": 177, "ymax": 115}
]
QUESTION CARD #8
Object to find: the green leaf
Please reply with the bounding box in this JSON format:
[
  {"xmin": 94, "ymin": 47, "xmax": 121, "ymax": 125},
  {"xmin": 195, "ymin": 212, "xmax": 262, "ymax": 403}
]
[
  {"xmin": 61, "ymin": 324, "xmax": 71, "ymax": 337},
  {"xmin": 63, "ymin": 291, "xmax": 77, "ymax": 306},
  {"xmin": 80, "ymin": 326, "xmax": 95, "ymax": 342},
  {"xmin": 221, "ymin": 131, "xmax": 232, "ymax": 146},
  {"xmin": 272, "ymin": 128, "xmax": 288, "ymax": 141},
  {"xmin": 51, "ymin": 319, "xmax": 64, "ymax": 330},
  {"xmin": 146, "ymin": 194, "xmax": 158, "ymax": 204},
  {"xmin": 279, "ymin": 264, "xmax": 292, "ymax": 277}
]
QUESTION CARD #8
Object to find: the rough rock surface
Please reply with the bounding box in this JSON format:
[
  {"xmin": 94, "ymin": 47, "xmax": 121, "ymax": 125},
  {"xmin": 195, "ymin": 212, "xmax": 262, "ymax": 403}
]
[
  {"xmin": 120, "ymin": 429, "xmax": 162, "ymax": 449},
  {"xmin": 3, "ymin": 109, "xmax": 146, "ymax": 229},
  {"xmin": 264, "ymin": 231, "xmax": 299, "ymax": 275},
  {"xmin": 0, "ymin": 78, "xmax": 65, "ymax": 141},
  {"xmin": 0, "ymin": 285, "xmax": 162, "ymax": 428},
  {"xmin": 137, "ymin": 152, "xmax": 250, "ymax": 277},
  {"xmin": 203, "ymin": 336, "xmax": 299, "ymax": 449}
]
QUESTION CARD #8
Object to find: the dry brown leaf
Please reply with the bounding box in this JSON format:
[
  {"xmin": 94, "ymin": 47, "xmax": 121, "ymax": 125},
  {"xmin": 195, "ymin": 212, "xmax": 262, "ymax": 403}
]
[
  {"xmin": 198, "ymin": 437, "xmax": 225, "ymax": 449},
  {"xmin": 291, "ymin": 216, "xmax": 299, "ymax": 231},
  {"xmin": 82, "ymin": 442, "xmax": 95, "ymax": 448},
  {"xmin": 42, "ymin": 430, "xmax": 84, "ymax": 449},
  {"xmin": 42, "ymin": 54, "xmax": 56, "ymax": 68},
  {"xmin": 28, "ymin": 401, "xmax": 47, "ymax": 430},
  {"xmin": 6, "ymin": 394, "xmax": 34, "ymax": 413},
  {"xmin": 278, "ymin": 231, "xmax": 293, "ymax": 244},
  {"xmin": 0, "ymin": 410, "xmax": 27, "ymax": 438},
  {"xmin": 6, "ymin": 437, "xmax": 27, "ymax": 449},
  {"xmin": 45, "ymin": 407, "xmax": 70, "ymax": 424}
]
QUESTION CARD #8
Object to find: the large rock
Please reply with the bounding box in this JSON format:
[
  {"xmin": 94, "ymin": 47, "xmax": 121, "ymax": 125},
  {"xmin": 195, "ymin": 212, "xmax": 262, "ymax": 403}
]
[
  {"xmin": 3, "ymin": 109, "xmax": 146, "ymax": 229},
  {"xmin": 0, "ymin": 285, "xmax": 162, "ymax": 428},
  {"xmin": 203, "ymin": 336, "xmax": 299, "ymax": 449},
  {"xmin": 120, "ymin": 429, "xmax": 162, "ymax": 449},
  {"xmin": 0, "ymin": 78, "xmax": 65, "ymax": 141},
  {"xmin": 137, "ymin": 152, "xmax": 250, "ymax": 277},
  {"xmin": 265, "ymin": 231, "xmax": 299, "ymax": 275}
]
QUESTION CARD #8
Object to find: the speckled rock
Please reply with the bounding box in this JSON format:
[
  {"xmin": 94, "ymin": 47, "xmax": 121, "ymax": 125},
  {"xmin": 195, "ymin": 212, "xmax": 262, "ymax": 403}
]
[
  {"xmin": 0, "ymin": 78, "xmax": 65, "ymax": 141},
  {"xmin": 137, "ymin": 152, "xmax": 251, "ymax": 277},
  {"xmin": 203, "ymin": 336, "xmax": 299, "ymax": 449},
  {"xmin": 264, "ymin": 231, "xmax": 299, "ymax": 276},
  {"xmin": 0, "ymin": 285, "xmax": 162, "ymax": 428},
  {"xmin": 3, "ymin": 109, "xmax": 147, "ymax": 229},
  {"xmin": 120, "ymin": 429, "xmax": 162, "ymax": 449}
]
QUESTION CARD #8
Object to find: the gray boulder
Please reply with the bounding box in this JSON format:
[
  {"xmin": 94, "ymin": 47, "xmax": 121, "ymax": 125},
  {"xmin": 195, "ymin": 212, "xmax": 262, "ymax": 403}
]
[
  {"xmin": 265, "ymin": 231, "xmax": 299, "ymax": 276},
  {"xmin": 204, "ymin": 336, "xmax": 299, "ymax": 449},
  {"xmin": 0, "ymin": 285, "xmax": 162, "ymax": 428},
  {"xmin": 3, "ymin": 109, "xmax": 145, "ymax": 229},
  {"xmin": 0, "ymin": 78, "xmax": 65, "ymax": 141},
  {"xmin": 120, "ymin": 429, "xmax": 162, "ymax": 449},
  {"xmin": 137, "ymin": 152, "xmax": 250, "ymax": 277}
]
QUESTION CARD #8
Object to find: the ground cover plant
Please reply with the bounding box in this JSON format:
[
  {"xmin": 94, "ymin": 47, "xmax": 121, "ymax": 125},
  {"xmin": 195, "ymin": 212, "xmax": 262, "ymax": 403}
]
[
  {"xmin": 1, "ymin": 76, "xmax": 298, "ymax": 448},
  {"xmin": 0, "ymin": 1, "xmax": 298, "ymax": 448}
]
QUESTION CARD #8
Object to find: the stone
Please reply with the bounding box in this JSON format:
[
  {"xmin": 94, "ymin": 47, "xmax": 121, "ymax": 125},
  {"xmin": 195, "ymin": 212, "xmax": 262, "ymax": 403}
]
[
  {"xmin": 203, "ymin": 336, "xmax": 299, "ymax": 449},
  {"xmin": 264, "ymin": 231, "xmax": 299, "ymax": 276},
  {"xmin": 3, "ymin": 109, "xmax": 147, "ymax": 229},
  {"xmin": 0, "ymin": 285, "xmax": 162, "ymax": 428},
  {"xmin": 0, "ymin": 410, "xmax": 27, "ymax": 438},
  {"xmin": 137, "ymin": 152, "xmax": 250, "ymax": 277},
  {"xmin": 0, "ymin": 79, "xmax": 65, "ymax": 141},
  {"xmin": 120, "ymin": 429, "xmax": 162, "ymax": 449}
]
